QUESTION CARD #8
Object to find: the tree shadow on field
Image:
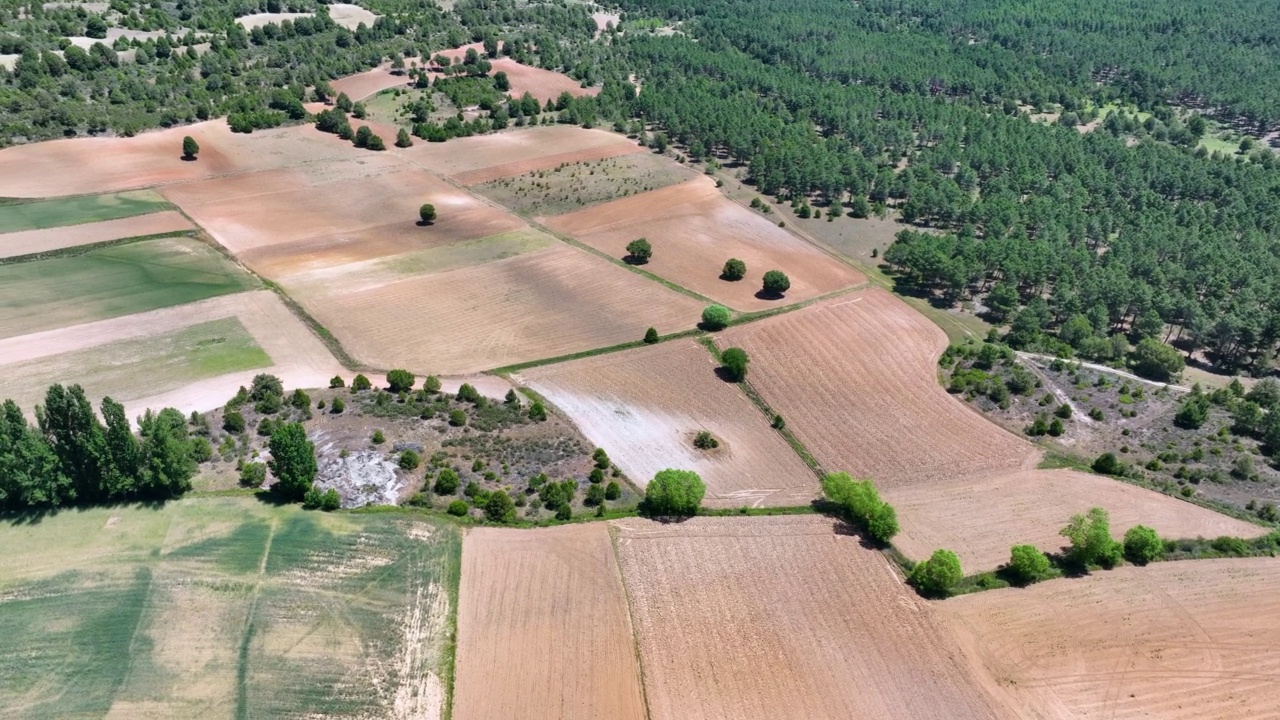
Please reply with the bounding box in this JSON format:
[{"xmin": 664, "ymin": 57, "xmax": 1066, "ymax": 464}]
[
  {"xmin": 179, "ymin": 155, "xmax": 197, "ymax": 162},
  {"xmin": 252, "ymin": 488, "xmax": 293, "ymax": 507},
  {"xmin": 754, "ymin": 289, "xmax": 786, "ymax": 301},
  {"xmin": 0, "ymin": 497, "xmax": 170, "ymax": 527},
  {"xmin": 415, "ymin": 220, "xmax": 436, "ymax": 227},
  {"xmin": 712, "ymin": 366, "xmax": 741, "ymax": 383}
]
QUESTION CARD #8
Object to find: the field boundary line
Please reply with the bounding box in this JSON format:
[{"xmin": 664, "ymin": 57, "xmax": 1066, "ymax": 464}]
[
  {"xmin": 236, "ymin": 518, "xmax": 277, "ymax": 720},
  {"xmin": 607, "ymin": 523, "xmax": 655, "ymax": 720},
  {"xmin": 0, "ymin": 229, "xmax": 195, "ymax": 266},
  {"xmin": 441, "ymin": 526, "xmax": 463, "ymax": 720}
]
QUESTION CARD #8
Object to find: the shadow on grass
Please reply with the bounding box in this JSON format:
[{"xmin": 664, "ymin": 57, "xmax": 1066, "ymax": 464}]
[{"xmin": 0, "ymin": 497, "xmax": 171, "ymax": 526}]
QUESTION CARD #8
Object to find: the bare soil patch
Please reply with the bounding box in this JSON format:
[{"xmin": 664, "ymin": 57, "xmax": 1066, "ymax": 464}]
[
  {"xmin": 330, "ymin": 64, "xmax": 412, "ymax": 101},
  {"xmin": 489, "ymin": 58, "xmax": 599, "ymax": 104},
  {"xmin": 886, "ymin": 469, "xmax": 1267, "ymax": 570},
  {"xmin": 940, "ymin": 558, "xmax": 1280, "ymax": 719},
  {"xmin": 613, "ymin": 515, "xmax": 1008, "ymax": 720},
  {"xmin": 403, "ymin": 125, "xmax": 641, "ymax": 183},
  {"xmin": 474, "ymin": 151, "xmax": 698, "ymax": 216},
  {"xmin": 519, "ymin": 340, "xmax": 817, "ymax": 507},
  {"xmin": 546, "ymin": 177, "xmax": 865, "ymax": 310},
  {"xmin": 0, "ymin": 211, "xmax": 192, "ymax": 258},
  {"xmin": 235, "ymin": 3, "xmax": 378, "ymax": 31},
  {"xmin": 454, "ymin": 524, "xmax": 645, "ymax": 720},
  {"xmin": 717, "ymin": 288, "xmax": 1035, "ymax": 488}
]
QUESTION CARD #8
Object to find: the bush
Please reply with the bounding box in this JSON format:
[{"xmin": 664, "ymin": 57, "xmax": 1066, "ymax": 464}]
[
  {"xmin": 372, "ymin": 430, "xmax": 385, "ymax": 444},
  {"xmin": 909, "ymin": 549, "xmax": 963, "ymax": 596},
  {"xmin": 821, "ymin": 472, "xmax": 898, "ymax": 543},
  {"xmin": 320, "ymin": 488, "xmax": 340, "ymax": 511},
  {"xmin": 182, "ymin": 135, "xmax": 199, "ymax": 159},
  {"xmin": 592, "ymin": 447, "xmax": 610, "ymax": 469},
  {"xmin": 418, "ymin": 203, "xmax": 437, "ymax": 224},
  {"xmin": 1174, "ymin": 394, "xmax": 1210, "ymax": 429},
  {"xmin": 254, "ymin": 393, "xmax": 282, "ymax": 415},
  {"xmin": 720, "ymin": 347, "xmax": 749, "ymax": 381},
  {"xmin": 222, "ymin": 411, "xmax": 246, "ymax": 434},
  {"xmin": 434, "ymin": 468, "xmax": 459, "ymax": 494},
  {"xmin": 700, "ymin": 305, "xmax": 731, "ymax": 330},
  {"xmin": 589, "ymin": 467, "xmax": 605, "ymax": 483},
  {"xmin": 330, "ymin": 397, "xmax": 345, "ymax": 414},
  {"xmin": 485, "ymin": 490, "xmax": 516, "ymax": 523},
  {"xmin": 387, "ymin": 369, "xmax": 415, "ymax": 392},
  {"xmin": 585, "ymin": 484, "xmax": 606, "ymax": 506},
  {"xmin": 1123, "ymin": 525, "xmax": 1162, "ymax": 564},
  {"xmin": 239, "ymin": 462, "xmax": 267, "ymax": 488},
  {"xmin": 625, "ymin": 237, "xmax": 652, "ymax": 264},
  {"xmin": 303, "ymin": 487, "xmax": 323, "ymax": 509},
  {"xmin": 1007, "ymin": 544, "xmax": 1050, "ymax": 582},
  {"xmin": 399, "ymin": 450, "xmax": 421, "ymax": 470},
  {"xmin": 352, "ymin": 374, "xmax": 372, "ymax": 392},
  {"xmin": 424, "ymin": 375, "xmax": 442, "ymax": 393},
  {"xmin": 448, "ymin": 409, "xmax": 467, "ymax": 427},
  {"xmin": 693, "ymin": 430, "xmax": 719, "ymax": 449},
  {"xmin": 447, "ymin": 499, "xmax": 469, "ymax": 516},
  {"xmin": 761, "ymin": 270, "xmax": 791, "ymax": 297},
  {"xmin": 604, "ymin": 481, "xmax": 621, "ymax": 500},
  {"xmin": 771, "ymin": 414, "xmax": 785, "ymax": 429},
  {"xmin": 528, "ymin": 401, "xmax": 547, "ymax": 421},
  {"xmin": 456, "ymin": 383, "xmax": 482, "ymax": 404},
  {"xmin": 644, "ymin": 469, "xmax": 706, "ymax": 516},
  {"xmin": 1061, "ymin": 507, "xmax": 1122, "ymax": 568},
  {"xmin": 721, "ymin": 257, "xmax": 746, "ymax": 281},
  {"xmin": 643, "ymin": 327, "xmax": 659, "ymax": 344},
  {"xmin": 555, "ymin": 503, "xmax": 572, "ymax": 520},
  {"xmin": 1092, "ymin": 452, "xmax": 1122, "ymax": 475}
]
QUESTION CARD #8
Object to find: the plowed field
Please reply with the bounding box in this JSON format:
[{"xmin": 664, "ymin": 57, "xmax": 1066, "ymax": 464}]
[
  {"xmin": 454, "ymin": 524, "xmax": 645, "ymax": 720},
  {"xmin": 612, "ymin": 515, "xmax": 1008, "ymax": 720},
  {"xmin": 489, "ymin": 57, "xmax": 601, "ymax": 103},
  {"xmin": 546, "ymin": 177, "xmax": 864, "ymax": 310},
  {"xmin": 519, "ymin": 340, "xmax": 817, "ymax": 507},
  {"xmin": 941, "ymin": 558, "xmax": 1280, "ymax": 719},
  {"xmin": 717, "ymin": 288, "xmax": 1034, "ymax": 488},
  {"xmin": 886, "ymin": 469, "xmax": 1268, "ymax": 570},
  {"xmin": 330, "ymin": 64, "xmax": 413, "ymax": 101},
  {"xmin": 404, "ymin": 125, "xmax": 642, "ymax": 184},
  {"xmin": 0, "ymin": 211, "xmax": 192, "ymax": 259}
]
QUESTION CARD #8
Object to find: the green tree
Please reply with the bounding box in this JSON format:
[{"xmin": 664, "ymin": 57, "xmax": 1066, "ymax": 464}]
[
  {"xmin": 387, "ymin": 369, "xmax": 415, "ymax": 392},
  {"xmin": 182, "ymin": 135, "xmax": 199, "ymax": 160},
  {"xmin": 0, "ymin": 399, "xmax": 71, "ymax": 509},
  {"xmin": 268, "ymin": 422, "xmax": 316, "ymax": 502},
  {"xmin": 625, "ymin": 238, "xmax": 652, "ymax": 264},
  {"xmin": 137, "ymin": 407, "xmax": 196, "ymax": 498},
  {"xmin": 447, "ymin": 499, "xmax": 469, "ymax": 516},
  {"xmin": 239, "ymin": 462, "xmax": 267, "ymax": 488},
  {"xmin": 592, "ymin": 447, "xmax": 610, "ymax": 469},
  {"xmin": 399, "ymin": 450, "xmax": 421, "ymax": 470},
  {"xmin": 1174, "ymin": 393, "xmax": 1210, "ymax": 429},
  {"xmin": 434, "ymin": 467, "xmax": 459, "ymax": 494},
  {"xmin": 909, "ymin": 549, "xmax": 963, "ymax": 596},
  {"xmin": 821, "ymin": 472, "xmax": 898, "ymax": 543},
  {"xmin": 456, "ymin": 383, "xmax": 482, "ymax": 404},
  {"xmin": 329, "ymin": 375, "xmax": 345, "ymax": 389},
  {"xmin": 528, "ymin": 401, "xmax": 547, "ymax": 421},
  {"xmin": 604, "ymin": 480, "xmax": 621, "ymax": 500},
  {"xmin": 396, "ymin": 128, "xmax": 414, "ymax": 148},
  {"xmin": 449, "ymin": 409, "xmax": 467, "ymax": 426},
  {"xmin": 330, "ymin": 397, "xmax": 345, "ymax": 414},
  {"xmin": 1008, "ymin": 544, "xmax": 1051, "ymax": 583},
  {"xmin": 1092, "ymin": 452, "xmax": 1122, "ymax": 475},
  {"xmin": 585, "ymin": 483, "xmax": 606, "ymax": 506},
  {"xmin": 1130, "ymin": 338, "xmax": 1185, "ymax": 382},
  {"xmin": 644, "ymin": 327, "xmax": 659, "ymax": 344},
  {"xmin": 485, "ymin": 490, "xmax": 516, "ymax": 523},
  {"xmin": 352, "ymin": 374, "xmax": 372, "ymax": 392},
  {"xmin": 37, "ymin": 384, "xmax": 110, "ymax": 504},
  {"xmin": 761, "ymin": 270, "xmax": 791, "ymax": 297},
  {"xmin": 720, "ymin": 347, "xmax": 749, "ymax": 381},
  {"xmin": 721, "ymin": 258, "xmax": 747, "ymax": 281},
  {"xmin": 419, "ymin": 204, "xmax": 437, "ymax": 225},
  {"xmin": 644, "ymin": 469, "xmax": 706, "ymax": 516},
  {"xmin": 504, "ymin": 389, "xmax": 520, "ymax": 406},
  {"xmin": 1061, "ymin": 507, "xmax": 1122, "ymax": 568},
  {"xmin": 701, "ymin": 305, "xmax": 731, "ymax": 330},
  {"xmin": 494, "ymin": 70, "xmax": 510, "ymax": 91},
  {"xmin": 1123, "ymin": 525, "xmax": 1162, "ymax": 564}
]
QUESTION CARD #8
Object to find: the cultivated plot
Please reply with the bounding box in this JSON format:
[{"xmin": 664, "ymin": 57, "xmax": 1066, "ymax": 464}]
[
  {"xmin": 546, "ymin": 177, "xmax": 865, "ymax": 310},
  {"xmin": 330, "ymin": 63, "xmax": 413, "ymax": 101},
  {"xmin": 612, "ymin": 516, "xmax": 1007, "ymax": 720},
  {"xmin": 0, "ymin": 497, "xmax": 458, "ymax": 720},
  {"xmin": 716, "ymin": 288, "xmax": 1035, "ymax": 488},
  {"xmin": 0, "ymin": 190, "xmax": 171, "ymax": 233},
  {"xmin": 940, "ymin": 558, "xmax": 1280, "ymax": 720},
  {"xmin": 0, "ymin": 211, "xmax": 192, "ymax": 259},
  {"xmin": 886, "ymin": 469, "xmax": 1269, "ymax": 570},
  {"xmin": 454, "ymin": 524, "xmax": 646, "ymax": 720},
  {"xmin": 520, "ymin": 340, "xmax": 817, "ymax": 507},
  {"xmin": 488, "ymin": 57, "xmax": 601, "ymax": 104},
  {"xmin": 403, "ymin": 125, "xmax": 644, "ymax": 185}
]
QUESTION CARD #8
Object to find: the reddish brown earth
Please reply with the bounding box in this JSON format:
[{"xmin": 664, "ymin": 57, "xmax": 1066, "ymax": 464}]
[
  {"xmin": 0, "ymin": 211, "xmax": 192, "ymax": 259},
  {"xmin": 403, "ymin": 125, "xmax": 642, "ymax": 184},
  {"xmin": 330, "ymin": 64, "xmax": 412, "ymax": 101}
]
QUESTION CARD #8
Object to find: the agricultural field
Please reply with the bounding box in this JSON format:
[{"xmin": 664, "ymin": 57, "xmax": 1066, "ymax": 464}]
[
  {"xmin": 0, "ymin": 190, "xmax": 172, "ymax": 233},
  {"xmin": 0, "ymin": 496, "xmax": 458, "ymax": 719},
  {"xmin": 405, "ymin": 125, "xmax": 645, "ymax": 185},
  {"xmin": 885, "ymin": 468, "xmax": 1268, "ymax": 571},
  {"xmin": 940, "ymin": 558, "xmax": 1280, "ymax": 719},
  {"xmin": 330, "ymin": 65, "xmax": 415, "ymax": 103},
  {"xmin": 717, "ymin": 288, "xmax": 1035, "ymax": 488},
  {"xmin": 0, "ymin": 211, "xmax": 193, "ymax": 260},
  {"xmin": 612, "ymin": 515, "xmax": 1007, "ymax": 720},
  {"xmin": 546, "ymin": 177, "xmax": 866, "ymax": 310},
  {"xmin": 474, "ymin": 151, "xmax": 699, "ymax": 216},
  {"xmin": 453, "ymin": 524, "xmax": 646, "ymax": 720},
  {"xmin": 520, "ymin": 340, "xmax": 818, "ymax": 507}
]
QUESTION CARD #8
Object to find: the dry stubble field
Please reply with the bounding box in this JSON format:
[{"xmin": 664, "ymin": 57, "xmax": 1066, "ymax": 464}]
[
  {"xmin": 453, "ymin": 524, "xmax": 646, "ymax": 720},
  {"xmin": 404, "ymin": 125, "xmax": 644, "ymax": 185},
  {"xmin": 519, "ymin": 340, "xmax": 817, "ymax": 507},
  {"xmin": 612, "ymin": 515, "xmax": 1008, "ymax": 720},
  {"xmin": 941, "ymin": 558, "xmax": 1280, "ymax": 719},
  {"xmin": 717, "ymin": 288, "xmax": 1035, "ymax": 488},
  {"xmin": 885, "ymin": 468, "xmax": 1269, "ymax": 570},
  {"xmin": 545, "ymin": 177, "xmax": 865, "ymax": 310},
  {"xmin": 0, "ymin": 211, "xmax": 193, "ymax": 259}
]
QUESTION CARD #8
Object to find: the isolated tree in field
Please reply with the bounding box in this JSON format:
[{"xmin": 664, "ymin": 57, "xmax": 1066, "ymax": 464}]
[
  {"xmin": 719, "ymin": 347, "xmax": 749, "ymax": 381},
  {"xmin": 1008, "ymin": 544, "xmax": 1051, "ymax": 583},
  {"xmin": 644, "ymin": 468, "xmax": 705, "ymax": 516},
  {"xmin": 182, "ymin": 135, "xmax": 199, "ymax": 160},
  {"xmin": 909, "ymin": 549, "xmax": 963, "ymax": 597},
  {"xmin": 761, "ymin": 270, "xmax": 791, "ymax": 297},
  {"xmin": 643, "ymin": 327, "xmax": 659, "ymax": 344},
  {"xmin": 721, "ymin": 257, "xmax": 746, "ymax": 281},
  {"xmin": 700, "ymin": 304, "xmax": 730, "ymax": 330},
  {"xmin": 1061, "ymin": 507, "xmax": 1122, "ymax": 568},
  {"xmin": 625, "ymin": 237, "xmax": 652, "ymax": 264},
  {"xmin": 419, "ymin": 203, "xmax": 437, "ymax": 225},
  {"xmin": 268, "ymin": 422, "xmax": 316, "ymax": 502},
  {"xmin": 386, "ymin": 369, "xmax": 414, "ymax": 393},
  {"xmin": 1123, "ymin": 525, "xmax": 1162, "ymax": 564},
  {"xmin": 396, "ymin": 128, "xmax": 413, "ymax": 148}
]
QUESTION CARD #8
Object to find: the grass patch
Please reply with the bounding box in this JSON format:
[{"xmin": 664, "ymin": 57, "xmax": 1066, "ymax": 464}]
[
  {"xmin": 475, "ymin": 152, "xmax": 698, "ymax": 216},
  {"xmin": 375, "ymin": 228, "xmax": 556, "ymax": 278},
  {"xmin": 0, "ymin": 190, "xmax": 171, "ymax": 233},
  {"xmin": 490, "ymin": 327, "xmax": 705, "ymax": 374}
]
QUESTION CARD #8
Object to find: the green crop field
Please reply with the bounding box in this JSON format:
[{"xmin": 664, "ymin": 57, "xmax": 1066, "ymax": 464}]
[
  {"xmin": 0, "ymin": 497, "xmax": 460, "ymax": 719},
  {"xmin": 0, "ymin": 190, "xmax": 173, "ymax": 234},
  {"xmin": 0, "ymin": 237, "xmax": 258, "ymax": 340},
  {"xmin": 0, "ymin": 318, "xmax": 273, "ymax": 413}
]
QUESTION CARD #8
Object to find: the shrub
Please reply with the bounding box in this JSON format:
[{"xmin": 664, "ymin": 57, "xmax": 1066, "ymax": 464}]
[
  {"xmin": 320, "ymin": 488, "xmax": 341, "ymax": 511},
  {"xmin": 456, "ymin": 383, "xmax": 482, "ymax": 404},
  {"xmin": 643, "ymin": 327, "xmax": 659, "ymax": 344},
  {"xmin": 399, "ymin": 450, "xmax": 421, "ymax": 470},
  {"xmin": 303, "ymin": 487, "xmax": 323, "ymax": 509},
  {"xmin": 1061, "ymin": 507, "xmax": 1122, "ymax": 568},
  {"xmin": 1130, "ymin": 337, "xmax": 1185, "ymax": 382},
  {"xmin": 1123, "ymin": 525, "xmax": 1162, "ymax": 564},
  {"xmin": 821, "ymin": 472, "xmax": 898, "ymax": 543},
  {"xmin": 528, "ymin": 401, "xmax": 547, "ymax": 421},
  {"xmin": 592, "ymin": 447, "xmax": 610, "ymax": 468},
  {"xmin": 693, "ymin": 430, "xmax": 719, "ymax": 449},
  {"xmin": 222, "ymin": 411, "xmax": 246, "ymax": 434},
  {"xmin": 328, "ymin": 376, "xmax": 345, "ymax": 389},
  {"xmin": 625, "ymin": 237, "xmax": 652, "ymax": 264},
  {"xmin": 720, "ymin": 347, "xmax": 749, "ymax": 381},
  {"xmin": 485, "ymin": 490, "xmax": 516, "ymax": 523},
  {"xmin": 771, "ymin": 414, "xmax": 786, "ymax": 429},
  {"xmin": 372, "ymin": 430, "xmax": 385, "ymax": 444},
  {"xmin": 239, "ymin": 462, "xmax": 267, "ymax": 488},
  {"xmin": 761, "ymin": 270, "xmax": 791, "ymax": 297},
  {"xmin": 424, "ymin": 375, "xmax": 442, "ymax": 393},
  {"xmin": 448, "ymin": 409, "xmax": 467, "ymax": 427},
  {"xmin": 585, "ymin": 484, "xmax": 606, "ymax": 506},
  {"xmin": 604, "ymin": 481, "xmax": 621, "ymax": 500},
  {"xmin": 1054, "ymin": 403, "xmax": 1073, "ymax": 419},
  {"xmin": 330, "ymin": 397, "xmax": 345, "ymax": 414},
  {"xmin": 504, "ymin": 389, "xmax": 520, "ymax": 406},
  {"xmin": 1008, "ymin": 544, "xmax": 1051, "ymax": 582},
  {"xmin": 721, "ymin": 258, "xmax": 746, "ymax": 281},
  {"xmin": 434, "ymin": 468, "xmax": 459, "ymax": 494},
  {"xmin": 909, "ymin": 549, "xmax": 963, "ymax": 596},
  {"xmin": 352, "ymin": 374, "xmax": 372, "ymax": 391},
  {"xmin": 387, "ymin": 369, "xmax": 415, "ymax": 392},
  {"xmin": 1048, "ymin": 418, "xmax": 1065, "ymax": 436},
  {"xmin": 644, "ymin": 469, "xmax": 706, "ymax": 516},
  {"xmin": 555, "ymin": 503, "xmax": 572, "ymax": 520},
  {"xmin": 447, "ymin": 499, "xmax": 469, "ymax": 516},
  {"xmin": 1174, "ymin": 394, "xmax": 1210, "ymax": 429},
  {"xmin": 1092, "ymin": 452, "xmax": 1122, "ymax": 475},
  {"xmin": 290, "ymin": 388, "xmax": 310, "ymax": 411},
  {"xmin": 254, "ymin": 393, "xmax": 282, "ymax": 415},
  {"xmin": 700, "ymin": 304, "xmax": 731, "ymax": 330}
]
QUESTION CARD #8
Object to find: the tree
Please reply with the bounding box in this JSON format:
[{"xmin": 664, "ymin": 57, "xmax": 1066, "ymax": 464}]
[
  {"xmin": 485, "ymin": 489, "xmax": 516, "ymax": 523},
  {"xmin": 1174, "ymin": 393, "xmax": 1210, "ymax": 429},
  {"xmin": 0, "ymin": 399, "xmax": 71, "ymax": 509},
  {"xmin": 182, "ymin": 135, "xmax": 199, "ymax": 160},
  {"xmin": 399, "ymin": 450, "xmax": 421, "ymax": 470},
  {"xmin": 701, "ymin": 305, "xmax": 731, "ymax": 330},
  {"xmin": 223, "ymin": 411, "xmax": 246, "ymax": 434},
  {"xmin": 909, "ymin": 549, "xmax": 963, "ymax": 596},
  {"xmin": 1061, "ymin": 507, "xmax": 1122, "ymax": 568},
  {"xmin": 1123, "ymin": 525, "xmax": 1162, "ymax": 564},
  {"xmin": 528, "ymin": 401, "xmax": 547, "ymax": 421},
  {"xmin": 447, "ymin": 499, "xmax": 469, "ymax": 516},
  {"xmin": 693, "ymin": 430, "xmax": 719, "ymax": 449},
  {"xmin": 625, "ymin": 238, "xmax": 652, "ymax": 264},
  {"xmin": 644, "ymin": 469, "xmax": 705, "ymax": 516},
  {"xmin": 449, "ymin": 409, "xmax": 467, "ymax": 427},
  {"xmin": 720, "ymin": 347, "xmax": 749, "ymax": 381},
  {"xmin": 268, "ymin": 422, "xmax": 316, "ymax": 502},
  {"xmin": 352, "ymin": 374, "xmax": 372, "ymax": 392},
  {"xmin": 644, "ymin": 327, "xmax": 659, "ymax": 344},
  {"xmin": 604, "ymin": 480, "xmax": 621, "ymax": 500},
  {"xmin": 585, "ymin": 483, "xmax": 606, "ymax": 506},
  {"xmin": 1008, "ymin": 544, "xmax": 1051, "ymax": 583},
  {"xmin": 387, "ymin": 369, "xmax": 414, "ymax": 393},
  {"xmin": 456, "ymin": 383, "xmax": 482, "ymax": 404},
  {"xmin": 821, "ymin": 472, "xmax": 898, "ymax": 543},
  {"xmin": 761, "ymin": 270, "xmax": 791, "ymax": 297},
  {"xmin": 330, "ymin": 397, "xmax": 345, "ymax": 414},
  {"xmin": 367, "ymin": 134, "xmax": 386, "ymax": 151},
  {"xmin": 1092, "ymin": 452, "xmax": 1122, "ymax": 475},
  {"xmin": 504, "ymin": 389, "xmax": 520, "ymax": 406},
  {"xmin": 354, "ymin": 125, "xmax": 372, "ymax": 148},
  {"xmin": 419, "ymin": 203, "xmax": 437, "ymax": 225},
  {"xmin": 592, "ymin": 447, "xmax": 610, "ymax": 469},
  {"xmin": 137, "ymin": 407, "xmax": 196, "ymax": 498},
  {"xmin": 1130, "ymin": 338, "xmax": 1185, "ymax": 382},
  {"xmin": 239, "ymin": 462, "xmax": 267, "ymax": 488},
  {"xmin": 396, "ymin": 128, "xmax": 413, "ymax": 148},
  {"xmin": 721, "ymin": 258, "xmax": 746, "ymax": 281},
  {"xmin": 329, "ymin": 375, "xmax": 345, "ymax": 388},
  {"xmin": 494, "ymin": 70, "xmax": 510, "ymax": 91},
  {"xmin": 434, "ymin": 468, "xmax": 459, "ymax": 494}
]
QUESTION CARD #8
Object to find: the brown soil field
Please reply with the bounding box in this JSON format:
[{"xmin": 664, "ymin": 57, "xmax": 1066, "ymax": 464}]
[
  {"xmin": 940, "ymin": 558, "xmax": 1280, "ymax": 719},
  {"xmin": 235, "ymin": 3, "xmax": 379, "ymax": 30},
  {"xmin": 453, "ymin": 524, "xmax": 646, "ymax": 720},
  {"xmin": 612, "ymin": 515, "xmax": 1009, "ymax": 720},
  {"xmin": 519, "ymin": 340, "xmax": 817, "ymax": 507},
  {"xmin": 330, "ymin": 64, "xmax": 413, "ymax": 101},
  {"xmin": 885, "ymin": 469, "xmax": 1268, "ymax": 570},
  {"xmin": 0, "ymin": 210, "xmax": 192, "ymax": 258},
  {"xmin": 546, "ymin": 177, "xmax": 865, "ymax": 310},
  {"xmin": 717, "ymin": 288, "xmax": 1035, "ymax": 488},
  {"xmin": 474, "ymin": 151, "xmax": 699, "ymax": 216},
  {"xmin": 303, "ymin": 242, "xmax": 702, "ymax": 374},
  {"xmin": 403, "ymin": 125, "xmax": 642, "ymax": 183},
  {"xmin": 490, "ymin": 57, "xmax": 600, "ymax": 104}
]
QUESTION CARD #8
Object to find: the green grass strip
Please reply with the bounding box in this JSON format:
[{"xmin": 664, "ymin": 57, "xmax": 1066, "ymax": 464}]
[{"xmin": 0, "ymin": 190, "xmax": 172, "ymax": 233}]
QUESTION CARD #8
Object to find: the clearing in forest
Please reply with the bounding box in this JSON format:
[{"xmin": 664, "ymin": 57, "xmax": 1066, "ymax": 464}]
[
  {"xmin": 716, "ymin": 288, "xmax": 1034, "ymax": 487},
  {"xmin": 885, "ymin": 468, "xmax": 1269, "ymax": 570},
  {"xmin": 519, "ymin": 340, "xmax": 817, "ymax": 507},
  {"xmin": 404, "ymin": 125, "xmax": 644, "ymax": 185},
  {"xmin": 0, "ymin": 211, "xmax": 193, "ymax": 259},
  {"xmin": 612, "ymin": 515, "xmax": 1007, "ymax": 720},
  {"xmin": 473, "ymin": 151, "xmax": 699, "ymax": 216},
  {"xmin": 940, "ymin": 558, "xmax": 1280, "ymax": 720},
  {"xmin": 453, "ymin": 524, "xmax": 646, "ymax": 720},
  {"xmin": 0, "ymin": 497, "xmax": 458, "ymax": 720},
  {"xmin": 546, "ymin": 177, "xmax": 865, "ymax": 310}
]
